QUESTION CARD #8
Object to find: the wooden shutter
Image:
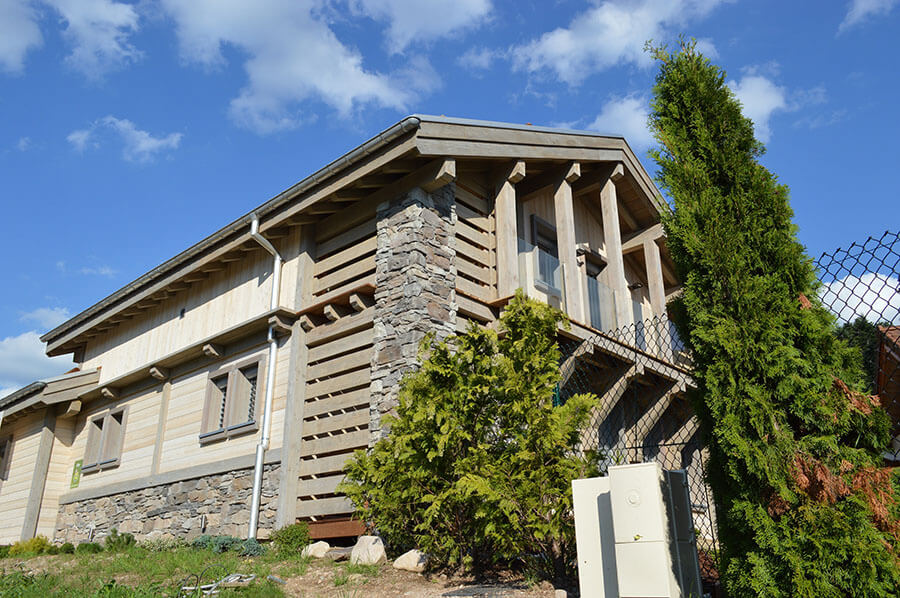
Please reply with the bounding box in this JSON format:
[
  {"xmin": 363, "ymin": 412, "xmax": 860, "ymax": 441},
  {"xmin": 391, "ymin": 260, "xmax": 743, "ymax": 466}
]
[
  {"xmin": 84, "ymin": 416, "xmax": 104, "ymax": 469},
  {"xmin": 229, "ymin": 365, "xmax": 258, "ymax": 427},
  {"xmin": 101, "ymin": 410, "xmax": 125, "ymax": 465},
  {"xmin": 202, "ymin": 375, "xmax": 229, "ymax": 434}
]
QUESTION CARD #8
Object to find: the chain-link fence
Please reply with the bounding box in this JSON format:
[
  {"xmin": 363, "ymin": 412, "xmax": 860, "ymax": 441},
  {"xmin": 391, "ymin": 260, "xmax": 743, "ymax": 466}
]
[
  {"xmin": 558, "ymin": 316, "xmax": 721, "ymax": 590},
  {"xmin": 815, "ymin": 230, "xmax": 900, "ymax": 459},
  {"xmin": 557, "ymin": 230, "xmax": 899, "ymax": 594}
]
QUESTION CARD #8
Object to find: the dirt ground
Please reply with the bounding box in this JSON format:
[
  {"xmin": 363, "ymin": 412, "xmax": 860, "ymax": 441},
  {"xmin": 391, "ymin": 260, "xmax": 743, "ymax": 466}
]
[{"xmin": 284, "ymin": 560, "xmax": 561, "ymax": 598}]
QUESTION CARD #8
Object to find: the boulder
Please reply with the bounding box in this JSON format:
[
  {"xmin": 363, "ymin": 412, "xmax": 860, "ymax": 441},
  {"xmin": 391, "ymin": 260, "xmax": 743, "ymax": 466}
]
[
  {"xmin": 350, "ymin": 535, "xmax": 387, "ymax": 566},
  {"xmin": 301, "ymin": 541, "xmax": 331, "ymax": 558},
  {"xmin": 554, "ymin": 590, "xmax": 567, "ymax": 598},
  {"xmin": 325, "ymin": 547, "xmax": 352, "ymax": 562},
  {"xmin": 392, "ymin": 549, "xmax": 428, "ymax": 573}
]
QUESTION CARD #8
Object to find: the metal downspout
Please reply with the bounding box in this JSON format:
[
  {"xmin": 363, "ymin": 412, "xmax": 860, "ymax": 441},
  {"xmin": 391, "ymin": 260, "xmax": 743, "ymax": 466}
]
[{"xmin": 248, "ymin": 213, "xmax": 283, "ymax": 539}]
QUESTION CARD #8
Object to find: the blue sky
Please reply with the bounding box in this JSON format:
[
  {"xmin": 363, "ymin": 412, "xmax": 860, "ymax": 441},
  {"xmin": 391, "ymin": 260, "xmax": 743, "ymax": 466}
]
[{"xmin": 1, "ymin": 0, "xmax": 898, "ymax": 395}]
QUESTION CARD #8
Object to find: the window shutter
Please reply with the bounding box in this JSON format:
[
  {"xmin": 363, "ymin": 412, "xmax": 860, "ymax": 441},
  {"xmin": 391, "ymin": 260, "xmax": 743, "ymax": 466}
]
[
  {"xmin": 0, "ymin": 437, "xmax": 11, "ymax": 480},
  {"xmin": 84, "ymin": 417, "xmax": 104, "ymax": 468},
  {"xmin": 229, "ymin": 365, "xmax": 258, "ymax": 427},
  {"xmin": 101, "ymin": 410, "xmax": 125, "ymax": 465},
  {"xmin": 203, "ymin": 375, "xmax": 229, "ymax": 433}
]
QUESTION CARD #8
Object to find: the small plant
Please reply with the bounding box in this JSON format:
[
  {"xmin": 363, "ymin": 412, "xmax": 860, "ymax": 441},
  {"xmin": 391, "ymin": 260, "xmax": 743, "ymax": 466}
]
[
  {"xmin": 238, "ymin": 538, "xmax": 266, "ymax": 557},
  {"xmin": 211, "ymin": 535, "xmax": 241, "ymax": 554},
  {"xmin": 59, "ymin": 542, "xmax": 75, "ymax": 554},
  {"xmin": 0, "ymin": 546, "xmax": 9, "ymax": 558},
  {"xmin": 333, "ymin": 572, "xmax": 349, "ymax": 587},
  {"xmin": 75, "ymin": 542, "xmax": 103, "ymax": 554},
  {"xmin": 138, "ymin": 536, "xmax": 187, "ymax": 552},
  {"xmin": 104, "ymin": 528, "xmax": 136, "ymax": 552},
  {"xmin": 270, "ymin": 522, "xmax": 310, "ymax": 555},
  {"xmin": 190, "ymin": 534, "xmax": 214, "ymax": 550},
  {"xmin": 9, "ymin": 535, "xmax": 53, "ymax": 556}
]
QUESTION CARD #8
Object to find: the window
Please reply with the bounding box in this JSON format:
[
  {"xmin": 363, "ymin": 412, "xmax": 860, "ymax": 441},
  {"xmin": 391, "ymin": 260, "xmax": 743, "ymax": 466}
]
[
  {"xmin": 82, "ymin": 408, "xmax": 127, "ymax": 474},
  {"xmin": 531, "ymin": 215, "xmax": 561, "ymax": 290},
  {"xmin": 200, "ymin": 357, "xmax": 263, "ymax": 444},
  {"xmin": 0, "ymin": 436, "xmax": 12, "ymax": 481}
]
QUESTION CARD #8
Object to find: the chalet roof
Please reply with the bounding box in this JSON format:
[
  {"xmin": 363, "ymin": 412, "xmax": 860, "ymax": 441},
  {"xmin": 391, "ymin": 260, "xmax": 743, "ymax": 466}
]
[
  {"xmin": 40, "ymin": 115, "xmax": 665, "ymax": 357},
  {"xmin": 0, "ymin": 368, "xmax": 100, "ymax": 424}
]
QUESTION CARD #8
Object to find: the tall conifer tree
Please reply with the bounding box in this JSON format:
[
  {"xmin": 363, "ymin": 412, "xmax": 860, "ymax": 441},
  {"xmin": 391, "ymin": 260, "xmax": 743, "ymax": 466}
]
[{"xmin": 648, "ymin": 41, "xmax": 900, "ymax": 596}]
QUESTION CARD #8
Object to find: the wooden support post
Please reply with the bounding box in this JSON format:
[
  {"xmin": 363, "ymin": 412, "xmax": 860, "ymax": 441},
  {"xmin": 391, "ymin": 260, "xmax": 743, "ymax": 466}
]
[
  {"xmin": 493, "ymin": 161, "xmax": 526, "ymax": 297},
  {"xmin": 151, "ymin": 380, "xmax": 171, "ymax": 476},
  {"xmin": 643, "ymin": 238, "xmax": 666, "ymax": 316},
  {"xmin": 600, "ymin": 164, "xmax": 631, "ymax": 328},
  {"xmin": 21, "ymin": 408, "xmax": 55, "ymax": 540},
  {"xmin": 277, "ymin": 225, "xmax": 315, "ymax": 528},
  {"xmin": 553, "ymin": 162, "xmax": 584, "ymax": 322}
]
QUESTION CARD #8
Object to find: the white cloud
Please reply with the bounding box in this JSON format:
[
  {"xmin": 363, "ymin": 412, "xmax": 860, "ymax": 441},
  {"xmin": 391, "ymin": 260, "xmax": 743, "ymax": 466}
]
[
  {"xmin": 78, "ymin": 265, "xmax": 117, "ymax": 276},
  {"xmin": 839, "ymin": 0, "xmax": 899, "ymax": 33},
  {"xmin": 20, "ymin": 306, "xmax": 71, "ymax": 329},
  {"xmin": 727, "ymin": 74, "xmax": 787, "ymax": 143},
  {"xmin": 511, "ymin": 0, "xmax": 727, "ymax": 85},
  {"xmin": 160, "ymin": 0, "xmax": 429, "ymax": 134},
  {"xmin": 66, "ymin": 128, "xmax": 93, "ymax": 152},
  {"xmin": 16, "ymin": 136, "xmax": 32, "ymax": 151},
  {"xmin": 351, "ymin": 0, "xmax": 492, "ymax": 53},
  {"xmin": 43, "ymin": 0, "xmax": 141, "ymax": 78},
  {"xmin": 820, "ymin": 273, "xmax": 900, "ymax": 324},
  {"xmin": 728, "ymin": 69, "xmax": 828, "ymax": 143},
  {"xmin": 457, "ymin": 46, "xmax": 497, "ymax": 70},
  {"xmin": 588, "ymin": 94, "xmax": 653, "ymax": 151},
  {"xmin": 0, "ymin": 0, "xmax": 43, "ymax": 74},
  {"xmin": 67, "ymin": 116, "xmax": 182, "ymax": 162},
  {"xmin": 694, "ymin": 37, "xmax": 718, "ymax": 58},
  {"xmin": 101, "ymin": 116, "xmax": 182, "ymax": 162},
  {"xmin": 0, "ymin": 331, "xmax": 72, "ymax": 398}
]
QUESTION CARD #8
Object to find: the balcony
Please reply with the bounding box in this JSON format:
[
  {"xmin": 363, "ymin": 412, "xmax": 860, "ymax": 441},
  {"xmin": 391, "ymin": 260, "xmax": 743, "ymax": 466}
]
[{"xmin": 517, "ymin": 238, "xmax": 685, "ymax": 364}]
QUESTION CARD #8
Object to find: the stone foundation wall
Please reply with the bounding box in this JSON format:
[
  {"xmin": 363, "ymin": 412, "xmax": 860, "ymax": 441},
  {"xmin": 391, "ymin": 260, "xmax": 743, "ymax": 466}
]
[
  {"xmin": 54, "ymin": 464, "xmax": 280, "ymax": 543},
  {"xmin": 370, "ymin": 184, "xmax": 458, "ymax": 444}
]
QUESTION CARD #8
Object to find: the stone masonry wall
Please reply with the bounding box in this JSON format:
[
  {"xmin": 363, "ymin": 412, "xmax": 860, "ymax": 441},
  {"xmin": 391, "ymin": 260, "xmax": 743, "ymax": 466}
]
[
  {"xmin": 54, "ymin": 464, "xmax": 280, "ymax": 544},
  {"xmin": 369, "ymin": 184, "xmax": 457, "ymax": 444}
]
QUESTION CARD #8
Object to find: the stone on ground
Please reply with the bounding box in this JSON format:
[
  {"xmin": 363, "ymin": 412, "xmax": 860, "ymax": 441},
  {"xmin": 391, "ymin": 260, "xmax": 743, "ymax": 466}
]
[
  {"xmin": 350, "ymin": 535, "xmax": 387, "ymax": 565},
  {"xmin": 393, "ymin": 549, "xmax": 428, "ymax": 573},
  {"xmin": 325, "ymin": 546, "xmax": 352, "ymax": 561},
  {"xmin": 301, "ymin": 541, "xmax": 330, "ymax": 558}
]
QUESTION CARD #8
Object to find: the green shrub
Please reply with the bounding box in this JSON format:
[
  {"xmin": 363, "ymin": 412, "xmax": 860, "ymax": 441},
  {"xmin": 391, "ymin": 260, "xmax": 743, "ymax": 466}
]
[
  {"xmin": 59, "ymin": 542, "xmax": 75, "ymax": 554},
  {"xmin": 210, "ymin": 535, "xmax": 241, "ymax": 554},
  {"xmin": 238, "ymin": 538, "xmax": 266, "ymax": 557},
  {"xmin": 9, "ymin": 535, "xmax": 53, "ymax": 556},
  {"xmin": 104, "ymin": 528, "xmax": 136, "ymax": 552},
  {"xmin": 190, "ymin": 534, "xmax": 213, "ymax": 550},
  {"xmin": 46, "ymin": 545, "xmax": 59, "ymax": 555},
  {"xmin": 648, "ymin": 40, "xmax": 900, "ymax": 595},
  {"xmin": 0, "ymin": 546, "xmax": 9, "ymax": 558},
  {"xmin": 342, "ymin": 292, "xmax": 599, "ymax": 584},
  {"xmin": 138, "ymin": 536, "xmax": 187, "ymax": 552},
  {"xmin": 75, "ymin": 542, "xmax": 103, "ymax": 554},
  {"xmin": 270, "ymin": 522, "xmax": 310, "ymax": 555}
]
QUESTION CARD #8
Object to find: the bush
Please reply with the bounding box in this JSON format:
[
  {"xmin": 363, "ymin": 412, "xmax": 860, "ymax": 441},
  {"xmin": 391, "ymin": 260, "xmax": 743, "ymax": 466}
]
[
  {"xmin": 648, "ymin": 40, "xmax": 900, "ymax": 595},
  {"xmin": 59, "ymin": 542, "xmax": 75, "ymax": 554},
  {"xmin": 75, "ymin": 542, "xmax": 103, "ymax": 554},
  {"xmin": 9, "ymin": 536, "xmax": 53, "ymax": 556},
  {"xmin": 342, "ymin": 292, "xmax": 599, "ymax": 584},
  {"xmin": 138, "ymin": 536, "xmax": 187, "ymax": 552},
  {"xmin": 238, "ymin": 538, "xmax": 266, "ymax": 557},
  {"xmin": 210, "ymin": 536, "xmax": 241, "ymax": 554},
  {"xmin": 0, "ymin": 546, "xmax": 9, "ymax": 558},
  {"xmin": 190, "ymin": 534, "xmax": 213, "ymax": 550},
  {"xmin": 270, "ymin": 522, "xmax": 309, "ymax": 555},
  {"xmin": 104, "ymin": 528, "xmax": 136, "ymax": 552}
]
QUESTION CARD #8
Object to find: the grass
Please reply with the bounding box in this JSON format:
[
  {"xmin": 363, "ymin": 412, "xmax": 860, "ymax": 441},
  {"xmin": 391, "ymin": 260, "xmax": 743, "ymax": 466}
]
[{"xmin": 0, "ymin": 545, "xmax": 312, "ymax": 597}]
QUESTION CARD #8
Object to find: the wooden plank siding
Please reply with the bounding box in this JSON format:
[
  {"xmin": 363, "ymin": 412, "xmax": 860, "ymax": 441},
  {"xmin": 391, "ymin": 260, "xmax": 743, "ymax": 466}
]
[
  {"xmin": 295, "ymin": 211, "xmax": 377, "ymax": 522},
  {"xmin": 455, "ymin": 180, "xmax": 496, "ymax": 304}
]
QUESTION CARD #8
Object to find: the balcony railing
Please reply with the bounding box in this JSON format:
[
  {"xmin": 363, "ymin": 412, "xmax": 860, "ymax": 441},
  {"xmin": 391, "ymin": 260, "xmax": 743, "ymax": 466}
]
[{"xmin": 585, "ymin": 275, "xmax": 617, "ymax": 332}]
